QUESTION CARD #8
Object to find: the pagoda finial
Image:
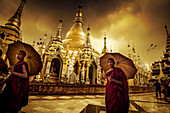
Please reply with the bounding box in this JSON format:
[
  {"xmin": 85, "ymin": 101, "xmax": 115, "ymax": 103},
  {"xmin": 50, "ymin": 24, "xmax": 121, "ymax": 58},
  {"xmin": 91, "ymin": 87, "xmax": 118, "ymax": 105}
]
[
  {"xmin": 74, "ymin": 1, "xmax": 83, "ymax": 23},
  {"xmin": 5, "ymin": 0, "xmax": 26, "ymax": 32},
  {"xmin": 54, "ymin": 17, "xmax": 63, "ymax": 41},
  {"xmin": 127, "ymin": 41, "xmax": 131, "ymax": 59},
  {"xmin": 132, "ymin": 42, "xmax": 135, "ymax": 52},
  {"xmin": 104, "ymin": 32, "xmax": 106, "ymax": 38},
  {"xmin": 110, "ymin": 45, "xmax": 112, "ymax": 53},
  {"xmin": 85, "ymin": 25, "xmax": 91, "ymax": 48},
  {"xmin": 102, "ymin": 32, "xmax": 108, "ymax": 54},
  {"xmin": 165, "ymin": 24, "xmax": 169, "ymax": 36}
]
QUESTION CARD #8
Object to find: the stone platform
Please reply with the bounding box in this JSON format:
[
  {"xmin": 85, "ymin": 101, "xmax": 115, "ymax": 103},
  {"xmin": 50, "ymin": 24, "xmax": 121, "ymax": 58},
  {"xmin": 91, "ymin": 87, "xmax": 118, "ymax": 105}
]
[{"xmin": 21, "ymin": 92, "xmax": 170, "ymax": 113}]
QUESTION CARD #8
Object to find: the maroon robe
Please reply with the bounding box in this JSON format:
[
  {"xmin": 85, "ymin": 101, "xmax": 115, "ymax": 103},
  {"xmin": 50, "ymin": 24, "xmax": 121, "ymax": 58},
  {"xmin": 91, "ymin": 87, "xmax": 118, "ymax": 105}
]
[
  {"xmin": 0, "ymin": 61, "xmax": 29, "ymax": 112},
  {"xmin": 106, "ymin": 68, "xmax": 129, "ymax": 113}
]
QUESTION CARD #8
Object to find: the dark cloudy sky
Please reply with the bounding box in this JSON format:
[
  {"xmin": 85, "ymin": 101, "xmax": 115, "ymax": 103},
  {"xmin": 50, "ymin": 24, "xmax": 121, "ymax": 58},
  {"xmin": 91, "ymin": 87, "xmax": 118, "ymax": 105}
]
[{"xmin": 0, "ymin": 0, "xmax": 170, "ymax": 69}]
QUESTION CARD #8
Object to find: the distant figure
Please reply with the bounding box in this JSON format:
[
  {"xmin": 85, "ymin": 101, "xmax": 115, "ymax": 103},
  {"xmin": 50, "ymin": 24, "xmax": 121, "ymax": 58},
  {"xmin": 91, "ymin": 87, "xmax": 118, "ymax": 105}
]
[
  {"xmin": 0, "ymin": 50, "xmax": 29, "ymax": 113},
  {"xmin": 162, "ymin": 80, "xmax": 169, "ymax": 100},
  {"xmin": 105, "ymin": 58, "xmax": 129, "ymax": 113},
  {"xmin": 155, "ymin": 81, "xmax": 161, "ymax": 99},
  {"xmin": 0, "ymin": 49, "xmax": 8, "ymax": 76}
]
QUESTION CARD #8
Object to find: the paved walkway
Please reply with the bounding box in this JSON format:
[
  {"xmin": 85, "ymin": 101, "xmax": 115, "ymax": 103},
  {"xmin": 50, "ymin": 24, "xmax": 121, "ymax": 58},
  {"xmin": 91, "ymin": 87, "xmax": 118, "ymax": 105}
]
[{"xmin": 21, "ymin": 92, "xmax": 170, "ymax": 113}]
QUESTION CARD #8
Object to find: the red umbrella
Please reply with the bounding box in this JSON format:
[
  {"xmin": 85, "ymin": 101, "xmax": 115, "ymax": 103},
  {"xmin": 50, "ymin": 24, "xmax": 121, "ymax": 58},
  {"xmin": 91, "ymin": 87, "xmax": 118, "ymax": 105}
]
[
  {"xmin": 6, "ymin": 41, "xmax": 42, "ymax": 75},
  {"xmin": 100, "ymin": 53, "xmax": 137, "ymax": 79}
]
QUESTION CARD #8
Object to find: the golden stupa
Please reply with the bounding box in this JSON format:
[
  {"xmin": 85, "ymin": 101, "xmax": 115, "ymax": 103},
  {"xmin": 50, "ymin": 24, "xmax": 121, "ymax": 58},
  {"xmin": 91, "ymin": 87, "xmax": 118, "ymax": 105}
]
[{"xmin": 63, "ymin": 3, "xmax": 86, "ymax": 51}]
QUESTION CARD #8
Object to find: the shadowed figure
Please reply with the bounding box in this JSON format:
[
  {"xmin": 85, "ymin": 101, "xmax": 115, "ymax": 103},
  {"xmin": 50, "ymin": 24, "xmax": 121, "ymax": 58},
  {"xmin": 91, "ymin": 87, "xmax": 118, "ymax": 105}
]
[
  {"xmin": 0, "ymin": 49, "xmax": 8, "ymax": 76},
  {"xmin": 0, "ymin": 50, "xmax": 29, "ymax": 113},
  {"xmin": 155, "ymin": 81, "xmax": 161, "ymax": 99},
  {"xmin": 105, "ymin": 58, "xmax": 129, "ymax": 113}
]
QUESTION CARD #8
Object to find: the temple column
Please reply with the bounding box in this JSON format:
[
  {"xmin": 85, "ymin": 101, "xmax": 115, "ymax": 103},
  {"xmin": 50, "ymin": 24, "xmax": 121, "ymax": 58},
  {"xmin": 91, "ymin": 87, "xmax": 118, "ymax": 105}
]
[
  {"xmin": 40, "ymin": 55, "xmax": 48, "ymax": 78},
  {"xmin": 102, "ymin": 70, "xmax": 107, "ymax": 85},
  {"xmin": 46, "ymin": 60, "xmax": 51, "ymax": 73},
  {"xmin": 81, "ymin": 61, "xmax": 85, "ymax": 82},
  {"xmin": 86, "ymin": 64, "xmax": 90, "ymax": 84},
  {"xmin": 96, "ymin": 67, "xmax": 99, "ymax": 85},
  {"xmin": 78, "ymin": 63, "xmax": 81, "ymax": 82}
]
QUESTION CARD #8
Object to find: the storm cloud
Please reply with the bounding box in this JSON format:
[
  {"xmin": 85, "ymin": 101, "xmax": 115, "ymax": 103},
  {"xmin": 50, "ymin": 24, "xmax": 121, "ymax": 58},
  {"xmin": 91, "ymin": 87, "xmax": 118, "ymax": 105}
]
[{"xmin": 0, "ymin": 0, "xmax": 170, "ymax": 68}]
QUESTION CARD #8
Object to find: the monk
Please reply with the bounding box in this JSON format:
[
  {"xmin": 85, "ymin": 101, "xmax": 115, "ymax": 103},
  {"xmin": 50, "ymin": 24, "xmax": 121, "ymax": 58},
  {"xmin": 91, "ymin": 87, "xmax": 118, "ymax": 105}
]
[
  {"xmin": 0, "ymin": 50, "xmax": 29, "ymax": 113},
  {"xmin": 105, "ymin": 58, "xmax": 129, "ymax": 113}
]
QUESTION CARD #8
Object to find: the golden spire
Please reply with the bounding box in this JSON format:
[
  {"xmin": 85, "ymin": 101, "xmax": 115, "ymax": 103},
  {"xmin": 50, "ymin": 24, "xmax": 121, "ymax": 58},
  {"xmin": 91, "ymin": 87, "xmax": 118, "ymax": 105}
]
[
  {"xmin": 85, "ymin": 25, "xmax": 91, "ymax": 48},
  {"xmin": 54, "ymin": 18, "xmax": 63, "ymax": 42},
  {"xmin": 110, "ymin": 45, "xmax": 112, "ymax": 53},
  {"xmin": 165, "ymin": 24, "xmax": 169, "ymax": 36},
  {"xmin": 132, "ymin": 43, "xmax": 137, "ymax": 64},
  {"xmin": 164, "ymin": 24, "xmax": 170, "ymax": 52},
  {"xmin": 74, "ymin": 1, "xmax": 83, "ymax": 23},
  {"xmin": 102, "ymin": 32, "xmax": 108, "ymax": 54},
  {"xmin": 63, "ymin": 1, "xmax": 86, "ymax": 51},
  {"xmin": 128, "ymin": 41, "xmax": 131, "ymax": 59},
  {"xmin": 5, "ymin": 0, "xmax": 26, "ymax": 32}
]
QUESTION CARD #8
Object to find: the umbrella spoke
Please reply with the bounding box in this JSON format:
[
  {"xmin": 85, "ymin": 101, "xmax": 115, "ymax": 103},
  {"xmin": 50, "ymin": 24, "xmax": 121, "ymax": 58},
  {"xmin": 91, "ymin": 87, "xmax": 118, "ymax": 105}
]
[
  {"xmin": 118, "ymin": 62, "xmax": 136, "ymax": 68},
  {"xmin": 119, "ymin": 64, "xmax": 134, "ymax": 77}
]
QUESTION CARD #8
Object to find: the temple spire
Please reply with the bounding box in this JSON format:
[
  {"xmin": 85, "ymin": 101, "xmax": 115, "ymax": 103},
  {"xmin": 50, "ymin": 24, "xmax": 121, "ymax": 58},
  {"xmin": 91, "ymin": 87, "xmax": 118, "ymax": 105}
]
[
  {"xmin": 5, "ymin": 0, "xmax": 26, "ymax": 32},
  {"xmin": 165, "ymin": 24, "xmax": 169, "ymax": 36},
  {"xmin": 74, "ymin": 1, "xmax": 83, "ymax": 23},
  {"xmin": 85, "ymin": 25, "xmax": 91, "ymax": 48},
  {"xmin": 128, "ymin": 41, "xmax": 131, "ymax": 59},
  {"xmin": 102, "ymin": 32, "xmax": 108, "ymax": 54},
  {"xmin": 55, "ymin": 18, "xmax": 63, "ymax": 41},
  {"xmin": 132, "ymin": 43, "xmax": 137, "ymax": 65},
  {"xmin": 165, "ymin": 24, "xmax": 170, "ymax": 52}
]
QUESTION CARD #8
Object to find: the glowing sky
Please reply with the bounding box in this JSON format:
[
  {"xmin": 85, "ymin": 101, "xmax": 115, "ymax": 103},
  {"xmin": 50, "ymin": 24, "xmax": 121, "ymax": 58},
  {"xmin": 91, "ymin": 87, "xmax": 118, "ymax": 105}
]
[{"xmin": 0, "ymin": 0, "xmax": 170, "ymax": 68}]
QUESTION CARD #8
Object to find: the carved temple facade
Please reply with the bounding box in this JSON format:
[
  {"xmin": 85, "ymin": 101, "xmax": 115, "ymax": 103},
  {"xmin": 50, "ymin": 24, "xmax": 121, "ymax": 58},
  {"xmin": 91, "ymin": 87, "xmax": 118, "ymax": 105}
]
[
  {"xmin": 37, "ymin": 3, "xmax": 103, "ymax": 85},
  {"xmin": 151, "ymin": 25, "xmax": 170, "ymax": 79}
]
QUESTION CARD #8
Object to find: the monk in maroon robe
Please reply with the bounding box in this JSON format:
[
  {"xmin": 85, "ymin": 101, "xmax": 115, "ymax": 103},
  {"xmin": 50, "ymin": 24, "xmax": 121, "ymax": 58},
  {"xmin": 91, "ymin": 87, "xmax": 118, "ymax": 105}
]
[
  {"xmin": 0, "ymin": 50, "xmax": 29, "ymax": 113},
  {"xmin": 105, "ymin": 58, "xmax": 129, "ymax": 113}
]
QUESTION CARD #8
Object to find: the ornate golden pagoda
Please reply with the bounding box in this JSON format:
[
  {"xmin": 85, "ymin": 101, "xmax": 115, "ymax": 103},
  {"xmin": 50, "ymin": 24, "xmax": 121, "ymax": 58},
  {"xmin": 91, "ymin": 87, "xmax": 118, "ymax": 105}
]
[
  {"xmin": 151, "ymin": 25, "xmax": 170, "ymax": 78},
  {"xmin": 127, "ymin": 43, "xmax": 149, "ymax": 86},
  {"xmin": 37, "ymin": 2, "xmax": 102, "ymax": 85},
  {"xmin": 0, "ymin": 0, "xmax": 26, "ymax": 44}
]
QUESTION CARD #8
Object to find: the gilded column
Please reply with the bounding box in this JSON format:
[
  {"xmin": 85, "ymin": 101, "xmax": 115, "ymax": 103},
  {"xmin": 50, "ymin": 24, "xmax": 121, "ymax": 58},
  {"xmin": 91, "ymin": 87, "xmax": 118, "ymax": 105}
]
[
  {"xmin": 41, "ymin": 55, "xmax": 48, "ymax": 78},
  {"xmin": 81, "ymin": 61, "xmax": 85, "ymax": 82},
  {"xmin": 96, "ymin": 67, "xmax": 99, "ymax": 85},
  {"xmin": 86, "ymin": 64, "xmax": 90, "ymax": 84},
  {"xmin": 46, "ymin": 61, "xmax": 51, "ymax": 73},
  {"xmin": 103, "ymin": 70, "xmax": 107, "ymax": 85},
  {"xmin": 78, "ymin": 63, "xmax": 81, "ymax": 82}
]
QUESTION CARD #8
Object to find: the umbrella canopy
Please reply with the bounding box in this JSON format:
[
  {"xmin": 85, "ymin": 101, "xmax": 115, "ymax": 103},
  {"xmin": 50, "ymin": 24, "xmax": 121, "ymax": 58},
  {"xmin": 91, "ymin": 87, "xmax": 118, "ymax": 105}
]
[
  {"xmin": 100, "ymin": 53, "xmax": 137, "ymax": 79},
  {"xmin": 6, "ymin": 41, "xmax": 42, "ymax": 75}
]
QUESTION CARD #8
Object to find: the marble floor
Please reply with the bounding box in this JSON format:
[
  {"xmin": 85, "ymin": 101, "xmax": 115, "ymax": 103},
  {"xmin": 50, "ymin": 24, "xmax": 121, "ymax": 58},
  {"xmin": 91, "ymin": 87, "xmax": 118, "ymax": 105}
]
[{"xmin": 21, "ymin": 92, "xmax": 170, "ymax": 113}]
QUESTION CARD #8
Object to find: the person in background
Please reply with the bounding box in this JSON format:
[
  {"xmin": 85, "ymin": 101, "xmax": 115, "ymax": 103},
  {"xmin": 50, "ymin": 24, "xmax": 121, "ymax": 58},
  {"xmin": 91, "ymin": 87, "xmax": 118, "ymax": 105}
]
[
  {"xmin": 105, "ymin": 58, "xmax": 129, "ymax": 113},
  {"xmin": 0, "ymin": 50, "xmax": 29, "ymax": 113},
  {"xmin": 155, "ymin": 80, "xmax": 161, "ymax": 99}
]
